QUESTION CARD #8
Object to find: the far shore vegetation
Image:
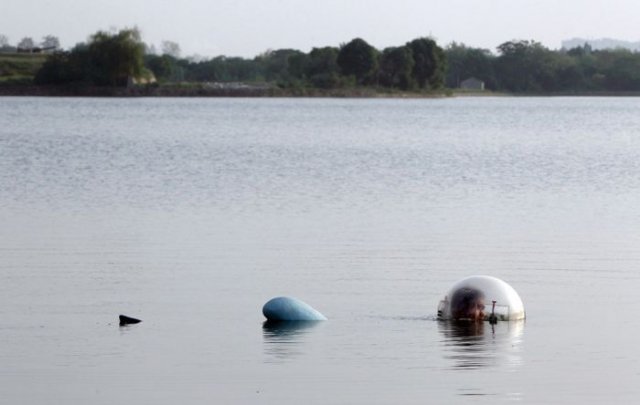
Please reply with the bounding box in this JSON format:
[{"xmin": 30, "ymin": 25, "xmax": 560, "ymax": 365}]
[{"xmin": 2, "ymin": 29, "xmax": 640, "ymax": 96}]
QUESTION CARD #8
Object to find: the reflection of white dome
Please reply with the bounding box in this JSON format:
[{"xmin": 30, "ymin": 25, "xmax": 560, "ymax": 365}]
[
  {"xmin": 438, "ymin": 276, "xmax": 525, "ymax": 321},
  {"xmin": 438, "ymin": 320, "xmax": 525, "ymax": 369}
]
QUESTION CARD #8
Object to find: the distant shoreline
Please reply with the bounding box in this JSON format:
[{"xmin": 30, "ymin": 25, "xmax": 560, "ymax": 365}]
[
  {"xmin": 0, "ymin": 84, "xmax": 450, "ymax": 98},
  {"xmin": 2, "ymin": 84, "xmax": 640, "ymax": 98}
]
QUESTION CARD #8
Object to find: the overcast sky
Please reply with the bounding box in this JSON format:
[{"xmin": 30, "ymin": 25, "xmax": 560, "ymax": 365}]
[{"xmin": 2, "ymin": 0, "xmax": 639, "ymax": 57}]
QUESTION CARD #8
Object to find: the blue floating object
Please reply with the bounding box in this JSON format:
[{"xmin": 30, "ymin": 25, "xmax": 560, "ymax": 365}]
[{"xmin": 262, "ymin": 296, "xmax": 327, "ymax": 321}]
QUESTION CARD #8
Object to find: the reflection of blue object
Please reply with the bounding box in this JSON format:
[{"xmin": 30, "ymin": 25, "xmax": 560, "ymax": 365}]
[
  {"xmin": 263, "ymin": 320, "xmax": 320, "ymax": 337},
  {"xmin": 262, "ymin": 297, "xmax": 327, "ymax": 321},
  {"xmin": 262, "ymin": 320, "xmax": 322, "ymax": 362}
]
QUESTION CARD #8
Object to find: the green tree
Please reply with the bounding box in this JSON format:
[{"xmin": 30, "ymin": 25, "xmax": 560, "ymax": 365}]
[
  {"xmin": 287, "ymin": 52, "xmax": 309, "ymax": 81},
  {"xmin": 256, "ymin": 48, "xmax": 308, "ymax": 86},
  {"xmin": 35, "ymin": 28, "xmax": 146, "ymax": 86},
  {"xmin": 220, "ymin": 57, "xmax": 261, "ymax": 81},
  {"xmin": 305, "ymin": 46, "xmax": 340, "ymax": 88},
  {"xmin": 407, "ymin": 37, "xmax": 446, "ymax": 89},
  {"xmin": 35, "ymin": 43, "xmax": 93, "ymax": 84},
  {"xmin": 35, "ymin": 52, "xmax": 76, "ymax": 84},
  {"xmin": 552, "ymin": 51, "xmax": 586, "ymax": 91},
  {"xmin": 87, "ymin": 29, "xmax": 145, "ymax": 85},
  {"xmin": 378, "ymin": 46, "xmax": 415, "ymax": 89},
  {"xmin": 445, "ymin": 42, "xmax": 496, "ymax": 89},
  {"xmin": 184, "ymin": 55, "xmax": 261, "ymax": 83},
  {"xmin": 336, "ymin": 38, "xmax": 378, "ymax": 85},
  {"xmin": 595, "ymin": 49, "xmax": 640, "ymax": 91},
  {"xmin": 145, "ymin": 54, "xmax": 179, "ymax": 82},
  {"xmin": 494, "ymin": 40, "xmax": 559, "ymax": 92}
]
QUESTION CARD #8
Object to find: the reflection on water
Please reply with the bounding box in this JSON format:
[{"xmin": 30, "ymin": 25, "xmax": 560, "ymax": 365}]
[
  {"xmin": 439, "ymin": 320, "xmax": 524, "ymax": 370},
  {"xmin": 262, "ymin": 321, "xmax": 322, "ymax": 363}
]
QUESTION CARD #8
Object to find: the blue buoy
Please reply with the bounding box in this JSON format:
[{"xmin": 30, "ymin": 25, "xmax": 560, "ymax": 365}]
[{"xmin": 262, "ymin": 296, "xmax": 327, "ymax": 321}]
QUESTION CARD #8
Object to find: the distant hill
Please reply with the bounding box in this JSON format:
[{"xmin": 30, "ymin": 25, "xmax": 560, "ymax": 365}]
[{"xmin": 562, "ymin": 38, "xmax": 640, "ymax": 51}]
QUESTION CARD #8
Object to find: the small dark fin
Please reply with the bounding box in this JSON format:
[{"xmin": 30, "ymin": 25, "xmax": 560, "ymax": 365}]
[{"xmin": 119, "ymin": 315, "xmax": 142, "ymax": 326}]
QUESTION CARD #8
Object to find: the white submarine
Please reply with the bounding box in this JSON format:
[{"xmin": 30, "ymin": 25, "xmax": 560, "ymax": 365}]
[{"xmin": 437, "ymin": 275, "xmax": 525, "ymax": 322}]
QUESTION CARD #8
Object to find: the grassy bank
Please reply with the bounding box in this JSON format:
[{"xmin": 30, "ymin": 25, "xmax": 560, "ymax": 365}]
[
  {"xmin": 0, "ymin": 82, "xmax": 455, "ymax": 98},
  {"xmin": 3, "ymin": 81, "xmax": 640, "ymax": 98},
  {"xmin": 0, "ymin": 53, "xmax": 47, "ymax": 84}
]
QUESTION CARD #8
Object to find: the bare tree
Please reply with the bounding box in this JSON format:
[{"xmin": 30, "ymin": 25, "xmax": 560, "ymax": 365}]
[
  {"xmin": 41, "ymin": 35, "xmax": 60, "ymax": 50},
  {"xmin": 143, "ymin": 42, "xmax": 157, "ymax": 55},
  {"xmin": 0, "ymin": 34, "xmax": 9, "ymax": 48},
  {"xmin": 161, "ymin": 40, "xmax": 181, "ymax": 58},
  {"xmin": 17, "ymin": 37, "xmax": 35, "ymax": 50}
]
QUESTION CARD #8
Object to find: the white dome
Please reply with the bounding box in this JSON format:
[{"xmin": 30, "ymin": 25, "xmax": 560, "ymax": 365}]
[{"xmin": 437, "ymin": 275, "xmax": 525, "ymax": 321}]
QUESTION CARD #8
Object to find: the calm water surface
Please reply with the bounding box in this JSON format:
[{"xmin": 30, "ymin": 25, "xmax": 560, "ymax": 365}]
[{"xmin": 1, "ymin": 97, "xmax": 640, "ymax": 403}]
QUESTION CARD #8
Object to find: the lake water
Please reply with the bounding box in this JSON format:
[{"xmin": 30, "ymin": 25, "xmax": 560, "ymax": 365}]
[{"xmin": 1, "ymin": 96, "xmax": 640, "ymax": 403}]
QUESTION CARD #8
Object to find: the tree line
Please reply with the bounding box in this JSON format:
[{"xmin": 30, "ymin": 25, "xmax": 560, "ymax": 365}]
[
  {"xmin": 35, "ymin": 30, "xmax": 147, "ymax": 86},
  {"xmin": 0, "ymin": 34, "xmax": 60, "ymax": 52},
  {"xmin": 157, "ymin": 36, "xmax": 447, "ymax": 90},
  {"xmin": 29, "ymin": 28, "xmax": 640, "ymax": 93},
  {"xmin": 447, "ymin": 40, "xmax": 640, "ymax": 92},
  {"xmin": 35, "ymin": 30, "xmax": 446, "ymax": 91}
]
